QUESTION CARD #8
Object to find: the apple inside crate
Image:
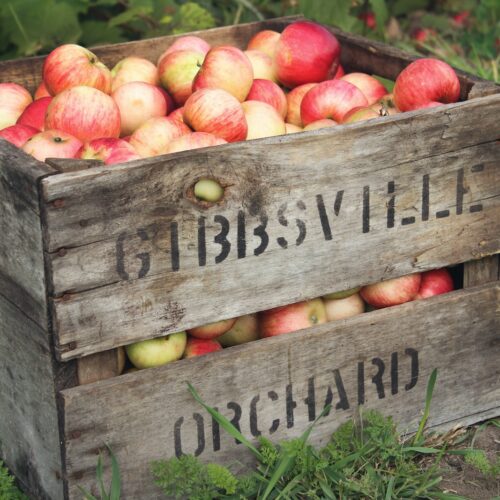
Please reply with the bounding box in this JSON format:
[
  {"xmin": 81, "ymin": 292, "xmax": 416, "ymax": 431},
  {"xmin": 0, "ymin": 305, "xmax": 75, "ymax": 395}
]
[{"xmin": 0, "ymin": 16, "xmax": 499, "ymax": 500}]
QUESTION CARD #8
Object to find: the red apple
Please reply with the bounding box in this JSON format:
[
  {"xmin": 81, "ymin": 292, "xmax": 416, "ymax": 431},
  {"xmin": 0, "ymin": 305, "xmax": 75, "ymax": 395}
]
[
  {"xmin": 78, "ymin": 138, "xmax": 141, "ymax": 165},
  {"xmin": 244, "ymin": 49, "xmax": 277, "ymax": 82},
  {"xmin": 333, "ymin": 64, "xmax": 345, "ymax": 79},
  {"xmin": 16, "ymin": 96, "xmax": 52, "ymax": 131},
  {"xmin": 360, "ymin": 273, "xmax": 422, "ymax": 308},
  {"xmin": 452, "ymin": 11, "xmax": 470, "ymax": 27},
  {"xmin": 303, "ymin": 118, "xmax": 337, "ymax": 131},
  {"xmin": 126, "ymin": 332, "xmax": 187, "ymax": 369},
  {"xmin": 285, "ymin": 123, "xmax": 302, "ymax": 134},
  {"xmin": 42, "ymin": 44, "xmax": 112, "ymax": 95},
  {"xmin": 259, "ymin": 298, "xmax": 327, "ymax": 338},
  {"xmin": 0, "ymin": 83, "xmax": 32, "ymax": 129},
  {"xmin": 415, "ymin": 268, "xmax": 454, "ymax": 299},
  {"xmin": 246, "ymin": 79, "xmax": 287, "ymax": 118},
  {"xmin": 183, "ymin": 88, "xmax": 247, "ymax": 143},
  {"xmin": 217, "ymin": 314, "xmax": 259, "ymax": 347},
  {"xmin": 393, "ymin": 58, "xmax": 460, "ymax": 111},
  {"xmin": 286, "ymin": 83, "xmax": 317, "ymax": 127},
  {"xmin": 192, "ymin": 46, "xmax": 254, "ymax": 102},
  {"xmin": 275, "ymin": 20, "xmax": 341, "ymax": 88},
  {"xmin": 45, "ymin": 86, "xmax": 121, "ymax": 143},
  {"xmin": 112, "ymin": 82, "xmax": 167, "ymax": 136},
  {"xmin": 0, "ymin": 124, "xmax": 38, "ymax": 148},
  {"xmin": 301, "ymin": 80, "xmax": 369, "ymax": 125},
  {"xmin": 183, "ymin": 337, "xmax": 223, "ymax": 358},
  {"xmin": 22, "ymin": 129, "xmax": 82, "ymax": 161},
  {"xmin": 34, "ymin": 81, "xmax": 51, "ymax": 100},
  {"xmin": 187, "ymin": 318, "xmax": 237, "ymax": 340},
  {"xmin": 242, "ymin": 100, "xmax": 286, "ymax": 140},
  {"xmin": 324, "ymin": 293, "xmax": 365, "ymax": 321},
  {"xmin": 247, "ymin": 30, "xmax": 280, "ymax": 59},
  {"xmin": 111, "ymin": 56, "xmax": 159, "ymax": 92},
  {"xmin": 165, "ymin": 132, "xmax": 226, "ymax": 154},
  {"xmin": 342, "ymin": 106, "xmax": 381, "ymax": 123},
  {"xmin": 358, "ymin": 11, "xmax": 376, "ymax": 29},
  {"xmin": 159, "ymin": 50, "xmax": 205, "ymax": 106},
  {"xmin": 168, "ymin": 107, "xmax": 185, "ymax": 124},
  {"xmin": 341, "ymin": 73, "xmax": 388, "ymax": 105},
  {"xmin": 129, "ymin": 116, "xmax": 191, "ymax": 157},
  {"xmin": 158, "ymin": 35, "xmax": 211, "ymax": 66}
]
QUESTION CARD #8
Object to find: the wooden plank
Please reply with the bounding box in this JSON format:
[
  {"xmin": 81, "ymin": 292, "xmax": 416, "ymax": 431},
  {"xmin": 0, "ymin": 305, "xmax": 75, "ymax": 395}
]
[
  {"xmin": 41, "ymin": 96, "xmax": 500, "ymax": 359},
  {"xmin": 62, "ymin": 282, "xmax": 500, "ymax": 499},
  {"xmin": 0, "ymin": 17, "xmax": 299, "ymax": 92},
  {"xmin": 0, "ymin": 296, "xmax": 64, "ymax": 499},
  {"xmin": 463, "ymin": 256, "xmax": 500, "ymax": 287},
  {"xmin": 77, "ymin": 348, "xmax": 126, "ymax": 386},
  {"xmin": 0, "ymin": 138, "xmax": 55, "ymax": 325}
]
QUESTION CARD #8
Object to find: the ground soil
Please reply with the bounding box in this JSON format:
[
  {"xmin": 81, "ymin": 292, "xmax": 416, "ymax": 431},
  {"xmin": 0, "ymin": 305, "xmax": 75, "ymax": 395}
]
[{"xmin": 439, "ymin": 423, "xmax": 500, "ymax": 499}]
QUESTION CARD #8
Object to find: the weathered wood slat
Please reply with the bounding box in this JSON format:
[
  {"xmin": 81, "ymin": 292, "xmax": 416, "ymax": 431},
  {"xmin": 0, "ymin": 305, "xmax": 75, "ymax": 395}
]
[
  {"xmin": 62, "ymin": 282, "xmax": 500, "ymax": 499},
  {"xmin": 42, "ymin": 97, "xmax": 500, "ymax": 359},
  {"xmin": 463, "ymin": 256, "xmax": 500, "ymax": 287},
  {"xmin": 77, "ymin": 348, "xmax": 126, "ymax": 386},
  {"xmin": 0, "ymin": 139, "xmax": 55, "ymax": 325}
]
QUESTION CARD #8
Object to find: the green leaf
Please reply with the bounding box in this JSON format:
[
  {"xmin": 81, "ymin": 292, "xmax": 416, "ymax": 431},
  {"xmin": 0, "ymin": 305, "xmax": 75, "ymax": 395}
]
[
  {"xmin": 108, "ymin": 6, "xmax": 153, "ymax": 27},
  {"xmin": 413, "ymin": 368, "xmax": 437, "ymax": 445},
  {"xmin": 80, "ymin": 20, "xmax": 126, "ymax": 47},
  {"xmin": 393, "ymin": 0, "xmax": 431, "ymax": 17},
  {"xmin": 107, "ymin": 445, "xmax": 121, "ymax": 500},
  {"xmin": 369, "ymin": 0, "xmax": 390, "ymax": 37}
]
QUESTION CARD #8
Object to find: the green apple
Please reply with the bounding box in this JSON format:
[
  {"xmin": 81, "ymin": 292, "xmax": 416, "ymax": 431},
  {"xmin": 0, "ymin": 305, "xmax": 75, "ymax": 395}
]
[
  {"xmin": 322, "ymin": 287, "xmax": 361, "ymax": 300},
  {"xmin": 125, "ymin": 332, "xmax": 187, "ymax": 369},
  {"xmin": 217, "ymin": 314, "xmax": 259, "ymax": 347}
]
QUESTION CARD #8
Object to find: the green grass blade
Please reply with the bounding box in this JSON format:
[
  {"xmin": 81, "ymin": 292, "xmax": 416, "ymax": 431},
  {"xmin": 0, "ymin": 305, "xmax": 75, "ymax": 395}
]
[
  {"xmin": 106, "ymin": 445, "xmax": 121, "ymax": 500},
  {"xmin": 188, "ymin": 383, "xmax": 263, "ymax": 460},
  {"xmin": 261, "ymin": 453, "xmax": 296, "ymax": 500},
  {"xmin": 95, "ymin": 454, "xmax": 108, "ymax": 500},
  {"xmin": 77, "ymin": 486, "xmax": 98, "ymax": 500},
  {"xmin": 413, "ymin": 368, "xmax": 437, "ymax": 445},
  {"xmin": 385, "ymin": 476, "xmax": 395, "ymax": 499}
]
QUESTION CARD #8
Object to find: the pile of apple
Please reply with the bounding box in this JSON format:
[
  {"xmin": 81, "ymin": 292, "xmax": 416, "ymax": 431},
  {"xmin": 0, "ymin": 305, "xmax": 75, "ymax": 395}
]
[
  {"xmin": 124, "ymin": 268, "xmax": 454, "ymax": 371},
  {"xmin": 0, "ymin": 19, "xmax": 461, "ymax": 167}
]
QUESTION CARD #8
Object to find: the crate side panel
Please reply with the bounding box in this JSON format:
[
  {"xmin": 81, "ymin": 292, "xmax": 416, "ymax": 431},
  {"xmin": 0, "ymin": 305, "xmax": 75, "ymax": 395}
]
[
  {"xmin": 0, "ymin": 295, "xmax": 64, "ymax": 500},
  {"xmin": 0, "ymin": 139, "xmax": 55, "ymax": 325},
  {"xmin": 43, "ymin": 98, "xmax": 500, "ymax": 359},
  {"xmin": 62, "ymin": 283, "xmax": 500, "ymax": 499}
]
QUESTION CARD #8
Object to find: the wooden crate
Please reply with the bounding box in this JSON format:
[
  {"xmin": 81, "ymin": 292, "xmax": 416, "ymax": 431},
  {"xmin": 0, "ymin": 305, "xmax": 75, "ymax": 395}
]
[{"xmin": 0, "ymin": 16, "xmax": 499, "ymax": 500}]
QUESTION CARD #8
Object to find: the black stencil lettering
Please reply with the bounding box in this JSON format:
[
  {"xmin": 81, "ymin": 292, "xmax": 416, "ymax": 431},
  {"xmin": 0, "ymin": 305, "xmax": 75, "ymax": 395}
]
[
  {"xmin": 214, "ymin": 215, "xmax": 231, "ymax": 264},
  {"xmin": 295, "ymin": 200, "xmax": 307, "ymax": 246},
  {"xmin": 371, "ymin": 358, "xmax": 386, "ymax": 399},
  {"xmin": 277, "ymin": 203, "xmax": 289, "ymax": 249},
  {"xmin": 237, "ymin": 210, "xmax": 246, "ymax": 259},
  {"xmin": 316, "ymin": 194, "xmax": 332, "ymax": 241},
  {"xmin": 391, "ymin": 352, "xmax": 398, "ymax": 395},
  {"xmin": 456, "ymin": 168, "xmax": 465, "ymax": 215},
  {"xmin": 436, "ymin": 209, "xmax": 450, "ymax": 219},
  {"xmin": 358, "ymin": 361, "xmax": 365, "ymax": 405},
  {"xmin": 254, "ymin": 214, "xmax": 269, "ymax": 256},
  {"xmin": 198, "ymin": 216, "xmax": 206, "ymax": 267},
  {"xmin": 249, "ymin": 395, "xmax": 262, "ymax": 437},
  {"xmin": 387, "ymin": 181, "xmax": 395, "ymax": 228},
  {"xmin": 193, "ymin": 413, "xmax": 205, "ymax": 457},
  {"xmin": 363, "ymin": 186, "xmax": 370, "ymax": 233},
  {"xmin": 267, "ymin": 391, "xmax": 280, "ymax": 433},
  {"xmin": 422, "ymin": 174, "xmax": 430, "ymax": 221},
  {"xmin": 227, "ymin": 402, "xmax": 242, "ymax": 445},
  {"xmin": 212, "ymin": 408, "xmax": 221, "ymax": 452},
  {"xmin": 136, "ymin": 229, "xmax": 151, "ymax": 278},
  {"xmin": 405, "ymin": 348, "xmax": 419, "ymax": 391},
  {"xmin": 470, "ymin": 204, "xmax": 483, "ymax": 213},
  {"xmin": 334, "ymin": 190, "xmax": 344, "ymax": 216},
  {"xmin": 333, "ymin": 369, "xmax": 349, "ymax": 410},
  {"xmin": 286, "ymin": 384, "xmax": 297, "ymax": 429},
  {"xmin": 174, "ymin": 416, "xmax": 184, "ymax": 457},
  {"xmin": 401, "ymin": 216, "xmax": 416, "ymax": 226},
  {"xmin": 116, "ymin": 230, "xmax": 150, "ymax": 280},
  {"xmin": 323, "ymin": 385, "xmax": 333, "ymax": 416},
  {"xmin": 304, "ymin": 377, "xmax": 316, "ymax": 421},
  {"xmin": 116, "ymin": 232, "xmax": 128, "ymax": 280},
  {"xmin": 170, "ymin": 222, "xmax": 180, "ymax": 271}
]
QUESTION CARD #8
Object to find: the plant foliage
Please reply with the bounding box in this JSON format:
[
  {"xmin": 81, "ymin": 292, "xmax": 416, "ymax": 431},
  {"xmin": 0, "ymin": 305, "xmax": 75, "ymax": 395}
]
[{"xmin": 0, "ymin": 461, "xmax": 27, "ymax": 500}]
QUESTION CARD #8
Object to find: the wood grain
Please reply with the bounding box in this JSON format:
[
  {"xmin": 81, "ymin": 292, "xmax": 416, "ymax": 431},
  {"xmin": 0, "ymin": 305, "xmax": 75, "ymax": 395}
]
[
  {"xmin": 61, "ymin": 282, "xmax": 500, "ymax": 499},
  {"xmin": 77, "ymin": 348, "xmax": 126, "ymax": 386},
  {"xmin": 0, "ymin": 139, "xmax": 55, "ymax": 325},
  {"xmin": 41, "ymin": 95, "xmax": 500, "ymax": 359}
]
